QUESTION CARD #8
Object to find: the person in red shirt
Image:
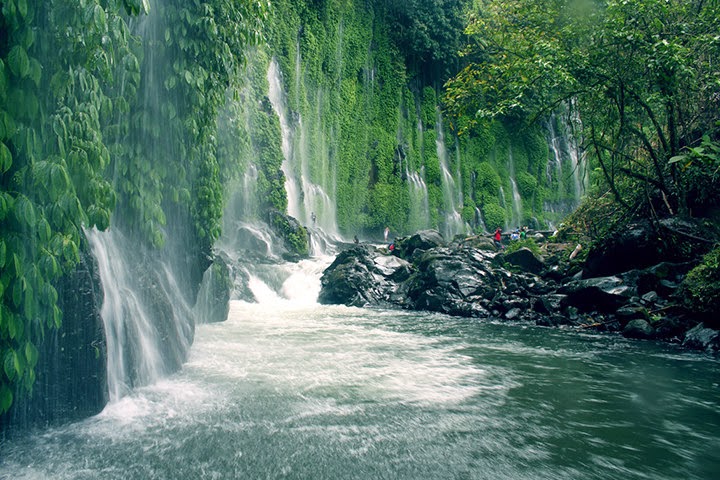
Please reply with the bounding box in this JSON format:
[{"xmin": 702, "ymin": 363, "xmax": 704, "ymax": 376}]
[{"xmin": 493, "ymin": 228, "xmax": 503, "ymax": 250}]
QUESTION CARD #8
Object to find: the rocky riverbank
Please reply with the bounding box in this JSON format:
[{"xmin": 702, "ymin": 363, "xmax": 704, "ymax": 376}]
[{"xmin": 318, "ymin": 227, "xmax": 720, "ymax": 353}]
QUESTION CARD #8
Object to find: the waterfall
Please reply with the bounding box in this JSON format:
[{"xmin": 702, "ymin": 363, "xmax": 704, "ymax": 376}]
[
  {"xmin": 87, "ymin": 228, "xmax": 194, "ymax": 403},
  {"xmin": 567, "ymin": 102, "xmax": 588, "ymax": 203},
  {"xmin": 547, "ymin": 115, "xmax": 564, "ymax": 192},
  {"xmin": 435, "ymin": 112, "xmax": 466, "ymax": 238},
  {"xmin": 267, "ymin": 58, "xmax": 302, "ymax": 221},
  {"xmin": 507, "ymin": 146, "xmax": 523, "ymax": 230},
  {"xmin": 406, "ymin": 167, "xmax": 431, "ymax": 231},
  {"xmin": 543, "ymin": 108, "xmax": 588, "ymax": 219},
  {"xmin": 267, "ymin": 57, "xmax": 340, "ymax": 236}
]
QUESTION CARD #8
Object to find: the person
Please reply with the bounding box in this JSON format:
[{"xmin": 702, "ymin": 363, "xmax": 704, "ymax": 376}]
[
  {"xmin": 311, "ymin": 212, "xmax": 316, "ymax": 224},
  {"xmin": 353, "ymin": 235, "xmax": 359, "ymax": 244},
  {"xmin": 384, "ymin": 226, "xmax": 390, "ymax": 242},
  {"xmin": 520, "ymin": 226, "xmax": 527, "ymax": 240},
  {"xmin": 389, "ymin": 242, "xmax": 395, "ymax": 252},
  {"xmin": 493, "ymin": 228, "xmax": 503, "ymax": 250},
  {"xmin": 511, "ymin": 229, "xmax": 520, "ymax": 241}
]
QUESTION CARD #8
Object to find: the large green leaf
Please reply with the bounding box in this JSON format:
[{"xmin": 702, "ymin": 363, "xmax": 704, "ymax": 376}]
[
  {"xmin": 0, "ymin": 142, "xmax": 11, "ymax": 173},
  {"xmin": 7, "ymin": 46, "xmax": 30, "ymax": 79}
]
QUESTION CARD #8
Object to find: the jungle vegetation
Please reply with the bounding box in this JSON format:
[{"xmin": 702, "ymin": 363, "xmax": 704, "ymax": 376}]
[{"xmin": 2, "ymin": 0, "xmax": 718, "ymax": 414}]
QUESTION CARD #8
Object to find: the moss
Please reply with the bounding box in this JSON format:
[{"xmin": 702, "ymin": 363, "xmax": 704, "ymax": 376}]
[{"xmin": 680, "ymin": 246, "xmax": 720, "ymax": 319}]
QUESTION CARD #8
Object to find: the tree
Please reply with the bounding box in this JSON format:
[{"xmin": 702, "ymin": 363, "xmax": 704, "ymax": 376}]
[{"xmin": 445, "ymin": 0, "xmax": 720, "ymax": 219}]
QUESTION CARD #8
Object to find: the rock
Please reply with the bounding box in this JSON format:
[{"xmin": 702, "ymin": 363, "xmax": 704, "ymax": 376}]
[
  {"xmin": 504, "ymin": 247, "xmax": 544, "ymax": 274},
  {"xmin": 682, "ymin": 323, "xmax": 720, "ymax": 352},
  {"xmin": 405, "ymin": 247, "xmax": 499, "ymax": 317},
  {"xmin": 584, "ymin": 218, "xmax": 714, "ymax": 278},
  {"xmin": 268, "ymin": 210, "xmax": 309, "ymax": 260},
  {"xmin": 194, "ymin": 256, "xmax": 232, "ymax": 323},
  {"xmin": 318, "ymin": 245, "xmax": 412, "ymax": 307},
  {"xmin": 559, "ymin": 276, "xmax": 634, "ymax": 313},
  {"xmin": 394, "ymin": 230, "xmax": 445, "ymax": 259},
  {"xmin": 2, "ymin": 237, "xmax": 106, "ymax": 432},
  {"xmin": 641, "ymin": 291, "xmax": 659, "ymax": 304},
  {"xmin": 622, "ymin": 319, "xmax": 655, "ymax": 339},
  {"xmin": 615, "ymin": 305, "xmax": 647, "ymax": 325},
  {"xmin": 461, "ymin": 235, "xmax": 496, "ymax": 251},
  {"xmin": 505, "ymin": 307, "xmax": 522, "ymax": 320}
]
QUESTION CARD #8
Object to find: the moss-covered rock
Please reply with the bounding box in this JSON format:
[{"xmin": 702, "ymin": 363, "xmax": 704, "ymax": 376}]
[{"xmin": 679, "ymin": 246, "xmax": 720, "ymax": 327}]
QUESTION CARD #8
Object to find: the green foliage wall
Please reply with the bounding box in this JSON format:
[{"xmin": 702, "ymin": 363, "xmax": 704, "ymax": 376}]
[{"xmin": 0, "ymin": 0, "xmax": 267, "ymax": 414}]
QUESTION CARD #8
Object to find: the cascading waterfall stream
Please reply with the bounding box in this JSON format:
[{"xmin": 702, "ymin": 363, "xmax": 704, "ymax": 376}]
[
  {"xmin": 267, "ymin": 56, "xmax": 340, "ymax": 237},
  {"xmin": 507, "ymin": 146, "xmax": 523, "ymax": 230},
  {"xmin": 86, "ymin": 228, "xmax": 194, "ymax": 403},
  {"xmin": 267, "ymin": 58, "xmax": 302, "ymax": 221},
  {"xmin": 435, "ymin": 111, "xmax": 466, "ymax": 238}
]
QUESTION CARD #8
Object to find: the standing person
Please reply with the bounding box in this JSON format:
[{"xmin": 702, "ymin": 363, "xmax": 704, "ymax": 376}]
[
  {"xmin": 493, "ymin": 228, "xmax": 503, "ymax": 250},
  {"xmin": 384, "ymin": 226, "xmax": 390, "ymax": 242}
]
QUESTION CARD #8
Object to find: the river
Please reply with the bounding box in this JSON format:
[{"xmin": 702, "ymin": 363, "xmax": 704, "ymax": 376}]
[{"xmin": 1, "ymin": 257, "xmax": 719, "ymax": 479}]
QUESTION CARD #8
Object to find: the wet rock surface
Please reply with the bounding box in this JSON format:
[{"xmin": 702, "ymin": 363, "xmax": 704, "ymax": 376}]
[{"xmin": 319, "ymin": 229, "xmax": 718, "ymax": 354}]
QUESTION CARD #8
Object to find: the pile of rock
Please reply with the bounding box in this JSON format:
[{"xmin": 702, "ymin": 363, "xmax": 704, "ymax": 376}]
[{"xmin": 318, "ymin": 228, "xmax": 719, "ymax": 353}]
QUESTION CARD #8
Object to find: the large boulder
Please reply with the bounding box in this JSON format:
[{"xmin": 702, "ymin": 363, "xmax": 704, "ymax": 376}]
[
  {"xmin": 682, "ymin": 323, "xmax": 720, "ymax": 352},
  {"xmin": 393, "ymin": 229, "xmax": 445, "ymax": 259},
  {"xmin": 584, "ymin": 217, "xmax": 714, "ymax": 277},
  {"xmin": 504, "ymin": 247, "xmax": 545, "ymax": 274},
  {"xmin": 559, "ymin": 276, "xmax": 634, "ymax": 313},
  {"xmin": 583, "ymin": 220, "xmax": 660, "ymax": 277},
  {"xmin": 405, "ymin": 247, "xmax": 501, "ymax": 317},
  {"xmin": 268, "ymin": 210, "xmax": 309, "ymax": 261},
  {"xmin": 194, "ymin": 255, "xmax": 232, "ymax": 323},
  {"xmin": 318, "ymin": 245, "xmax": 412, "ymax": 307},
  {"xmin": 622, "ymin": 319, "xmax": 655, "ymax": 339}
]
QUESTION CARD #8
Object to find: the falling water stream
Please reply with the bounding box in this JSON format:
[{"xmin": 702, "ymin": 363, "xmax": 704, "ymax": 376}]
[{"xmin": 2, "ymin": 253, "xmax": 719, "ymax": 480}]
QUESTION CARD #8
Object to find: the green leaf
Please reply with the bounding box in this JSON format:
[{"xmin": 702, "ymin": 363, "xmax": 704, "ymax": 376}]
[
  {"xmin": 0, "ymin": 239, "xmax": 6, "ymax": 268},
  {"xmin": 8, "ymin": 46, "xmax": 30, "ymax": 78},
  {"xmin": 94, "ymin": 5, "xmax": 108, "ymax": 32},
  {"xmin": 12, "ymin": 279, "xmax": 23, "ymax": 309},
  {"xmin": 18, "ymin": 0, "xmax": 28, "ymax": 19},
  {"xmin": 668, "ymin": 154, "xmax": 686, "ymax": 164},
  {"xmin": 0, "ymin": 384, "xmax": 13, "ymax": 413},
  {"xmin": 15, "ymin": 195, "xmax": 36, "ymax": 229},
  {"xmin": 4, "ymin": 351, "xmax": 16, "ymax": 381},
  {"xmin": 13, "ymin": 349, "xmax": 25, "ymax": 378},
  {"xmin": 25, "ymin": 342, "xmax": 39, "ymax": 369},
  {"xmin": 29, "ymin": 58, "xmax": 42, "ymax": 87},
  {"xmin": 0, "ymin": 141, "xmax": 11, "ymax": 173}
]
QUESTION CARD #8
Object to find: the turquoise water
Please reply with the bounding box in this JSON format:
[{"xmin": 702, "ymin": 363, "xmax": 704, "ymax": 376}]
[{"xmin": 2, "ymin": 300, "xmax": 719, "ymax": 479}]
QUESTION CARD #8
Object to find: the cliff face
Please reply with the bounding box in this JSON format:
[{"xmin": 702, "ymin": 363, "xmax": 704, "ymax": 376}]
[{"xmin": 2, "ymin": 239, "xmax": 106, "ymax": 435}]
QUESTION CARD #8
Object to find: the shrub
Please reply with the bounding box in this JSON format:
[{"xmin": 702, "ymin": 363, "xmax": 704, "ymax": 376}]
[{"xmin": 680, "ymin": 246, "xmax": 720, "ymax": 321}]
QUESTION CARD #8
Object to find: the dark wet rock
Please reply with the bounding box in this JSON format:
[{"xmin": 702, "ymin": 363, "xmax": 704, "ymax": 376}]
[
  {"xmin": 268, "ymin": 210, "xmax": 309, "ymax": 261},
  {"xmin": 584, "ymin": 220, "xmax": 658, "ymax": 277},
  {"xmin": 622, "ymin": 319, "xmax": 655, "ymax": 339},
  {"xmin": 394, "ymin": 229, "xmax": 445, "ymax": 260},
  {"xmin": 585, "ymin": 218, "xmax": 714, "ymax": 278},
  {"xmin": 504, "ymin": 247, "xmax": 545, "ymax": 275},
  {"xmin": 615, "ymin": 305, "xmax": 648, "ymax": 325},
  {"xmin": 404, "ymin": 247, "xmax": 500, "ymax": 317},
  {"xmin": 318, "ymin": 245, "xmax": 412, "ymax": 307},
  {"xmin": 2, "ymin": 238, "xmax": 106, "ymax": 433},
  {"xmin": 682, "ymin": 324, "xmax": 720, "ymax": 352},
  {"xmin": 460, "ymin": 235, "xmax": 496, "ymax": 251},
  {"xmin": 228, "ymin": 262, "xmax": 255, "ymax": 303},
  {"xmin": 559, "ymin": 276, "xmax": 634, "ymax": 313},
  {"xmin": 316, "ymin": 231, "xmax": 716, "ymax": 354},
  {"xmin": 195, "ymin": 255, "xmax": 232, "ymax": 324}
]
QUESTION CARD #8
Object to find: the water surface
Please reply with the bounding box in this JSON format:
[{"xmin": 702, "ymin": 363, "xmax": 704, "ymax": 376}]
[{"xmin": 2, "ymin": 300, "xmax": 719, "ymax": 479}]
